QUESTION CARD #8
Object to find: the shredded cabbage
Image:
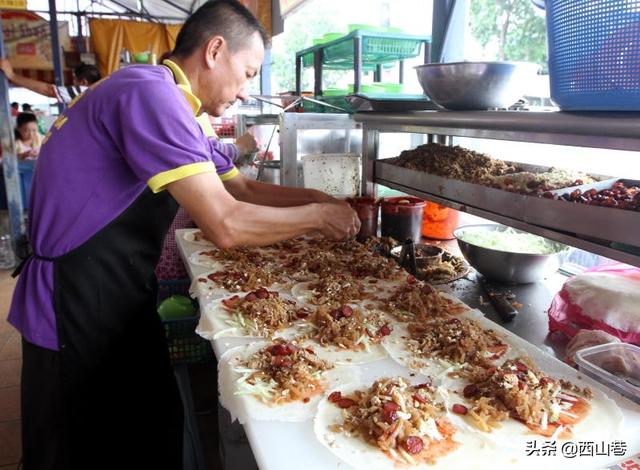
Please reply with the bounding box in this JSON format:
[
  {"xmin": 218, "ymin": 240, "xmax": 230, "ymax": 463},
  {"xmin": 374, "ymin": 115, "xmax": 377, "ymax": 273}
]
[{"xmin": 459, "ymin": 227, "xmax": 564, "ymax": 255}]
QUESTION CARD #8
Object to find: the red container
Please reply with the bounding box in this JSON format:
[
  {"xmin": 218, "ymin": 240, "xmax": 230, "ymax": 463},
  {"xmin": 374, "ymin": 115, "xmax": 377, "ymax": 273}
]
[
  {"xmin": 347, "ymin": 197, "xmax": 380, "ymax": 240},
  {"xmin": 381, "ymin": 197, "xmax": 426, "ymax": 242},
  {"xmin": 421, "ymin": 202, "xmax": 460, "ymax": 240}
]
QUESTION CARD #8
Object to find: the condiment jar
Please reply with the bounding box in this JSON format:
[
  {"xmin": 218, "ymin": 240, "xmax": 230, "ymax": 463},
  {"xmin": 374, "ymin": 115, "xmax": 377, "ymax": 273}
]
[
  {"xmin": 381, "ymin": 197, "xmax": 426, "ymax": 242},
  {"xmin": 347, "ymin": 197, "xmax": 380, "ymax": 241}
]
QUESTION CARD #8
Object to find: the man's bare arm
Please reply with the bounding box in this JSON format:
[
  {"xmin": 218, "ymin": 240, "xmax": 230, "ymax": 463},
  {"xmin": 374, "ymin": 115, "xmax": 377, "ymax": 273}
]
[
  {"xmin": 223, "ymin": 173, "xmax": 340, "ymax": 207},
  {"xmin": 0, "ymin": 58, "xmax": 56, "ymax": 99},
  {"xmin": 168, "ymin": 171, "xmax": 359, "ymax": 248}
]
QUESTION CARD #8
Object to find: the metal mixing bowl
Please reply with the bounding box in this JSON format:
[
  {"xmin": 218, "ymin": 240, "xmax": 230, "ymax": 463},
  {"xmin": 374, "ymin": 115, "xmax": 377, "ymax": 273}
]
[
  {"xmin": 453, "ymin": 224, "xmax": 569, "ymax": 284},
  {"xmin": 415, "ymin": 61, "xmax": 540, "ymax": 110}
]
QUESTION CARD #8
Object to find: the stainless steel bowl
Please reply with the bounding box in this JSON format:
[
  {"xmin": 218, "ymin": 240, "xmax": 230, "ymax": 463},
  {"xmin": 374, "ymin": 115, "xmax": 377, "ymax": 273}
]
[
  {"xmin": 415, "ymin": 61, "xmax": 540, "ymax": 110},
  {"xmin": 453, "ymin": 224, "xmax": 569, "ymax": 284}
]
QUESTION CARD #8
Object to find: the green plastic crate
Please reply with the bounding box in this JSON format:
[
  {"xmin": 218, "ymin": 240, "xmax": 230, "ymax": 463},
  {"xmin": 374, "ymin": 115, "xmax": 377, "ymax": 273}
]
[{"xmin": 323, "ymin": 31, "xmax": 428, "ymax": 66}]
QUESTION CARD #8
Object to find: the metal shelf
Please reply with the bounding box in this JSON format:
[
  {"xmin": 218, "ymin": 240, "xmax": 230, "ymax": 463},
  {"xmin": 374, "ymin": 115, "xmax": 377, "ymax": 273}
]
[
  {"xmin": 358, "ymin": 110, "xmax": 640, "ymax": 267},
  {"xmin": 356, "ymin": 110, "xmax": 640, "ymax": 151},
  {"xmin": 376, "ymin": 177, "xmax": 640, "ymax": 267}
]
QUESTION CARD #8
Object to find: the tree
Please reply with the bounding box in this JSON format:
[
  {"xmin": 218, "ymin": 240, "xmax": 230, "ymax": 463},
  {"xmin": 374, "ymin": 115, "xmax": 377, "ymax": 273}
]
[{"xmin": 469, "ymin": 0, "xmax": 547, "ymax": 71}]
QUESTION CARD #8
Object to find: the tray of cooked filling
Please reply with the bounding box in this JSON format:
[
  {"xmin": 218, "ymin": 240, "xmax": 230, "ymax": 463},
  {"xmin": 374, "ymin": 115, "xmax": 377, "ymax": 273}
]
[
  {"xmin": 375, "ymin": 143, "xmax": 640, "ymax": 248},
  {"xmin": 525, "ymin": 179, "xmax": 640, "ymax": 248},
  {"xmin": 375, "ymin": 143, "xmax": 603, "ymax": 225}
]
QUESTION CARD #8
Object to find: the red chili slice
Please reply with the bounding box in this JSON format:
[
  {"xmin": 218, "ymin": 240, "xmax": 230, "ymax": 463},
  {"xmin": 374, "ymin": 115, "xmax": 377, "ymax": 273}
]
[
  {"xmin": 382, "ymin": 401, "xmax": 399, "ymax": 424},
  {"xmin": 378, "ymin": 324, "xmax": 392, "ymax": 337},
  {"xmin": 341, "ymin": 305, "xmax": 353, "ymax": 317},
  {"xmin": 244, "ymin": 292, "xmax": 258, "ymax": 302},
  {"xmin": 406, "ymin": 275, "xmax": 418, "ymax": 284},
  {"xmin": 296, "ymin": 309, "xmax": 310, "ymax": 319},
  {"xmin": 221, "ymin": 295, "xmax": 240, "ymax": 308},
  {"xmin": 255, "ymin": 288, "xmax": 270, "ymax": 299},
  {"xmin": 329, "ymin": 309, "xmax": 343, "ymax": 320},
  {"xmin": 328, "ymin": 391, "xmax": 342, "ymax": 403},
  {"xmin": 452, "ymin": 404, "xmax": 468, "ymax": 415},
  {"xmin": 463, "ymin": 384, "xmax": 478, "ymax": 398},
  {"xmin": 303, "ymin": 397, "xmax": 310, "ymax": 403},
  {"xmin": 412, "ymin": 394, "xmax": 427, "ymax": 404},
  {"xmin": 414, "ymin": 379, "xmax": 433, "ymax": 389},
  {"xmin": 268, "ymin": 344, "xmax": 295, "ymax": 356},
  {"xmin": 337, "ymin": 398, "xmax": 356, "ymax": 409},
  {"xmin": 515, "ymin": 361, "xmax": 528, "ymax": 373},
  {"xmin": 402, "ymin": 436, "xmax": 424, "ymax": 455}
]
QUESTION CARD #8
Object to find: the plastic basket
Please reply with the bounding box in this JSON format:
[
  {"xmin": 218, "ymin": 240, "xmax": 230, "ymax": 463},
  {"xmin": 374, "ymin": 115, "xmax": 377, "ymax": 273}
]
[
  {"xmin": 157, "ymin": 280, "xmax": 213, "ymax": 365},
  {"xmin": 323, "ymin": 33, "xmax": 424, "ymax": 65},
  {"xmin": 546, "ymin": 0, "xmax": 640, "ymax": 110}
]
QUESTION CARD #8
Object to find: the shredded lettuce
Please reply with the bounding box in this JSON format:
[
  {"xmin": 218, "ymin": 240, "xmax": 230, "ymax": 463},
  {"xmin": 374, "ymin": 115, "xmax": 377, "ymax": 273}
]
[{"xmin": 459, "ymin": 227, "xmax": 565, "ymax": 255}]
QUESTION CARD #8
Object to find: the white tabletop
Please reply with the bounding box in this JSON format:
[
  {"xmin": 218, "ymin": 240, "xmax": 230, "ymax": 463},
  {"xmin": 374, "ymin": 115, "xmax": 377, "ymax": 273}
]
[{"xmin": 175, "ymin": 229, "xmax": 640, "ymax": 470}]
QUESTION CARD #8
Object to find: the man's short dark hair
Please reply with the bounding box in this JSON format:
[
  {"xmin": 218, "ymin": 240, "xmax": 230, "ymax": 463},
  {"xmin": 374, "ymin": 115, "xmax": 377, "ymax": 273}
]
[
  {"xmin": 11, "ymin": 102, "xmax": 18, "ymax": 109},
  {"xmin": 172, "ymin": 0, "xmax": 270, "ymax": 58},
  {"xmin": 74, "ymin": 63, "xmax": 101, "ymax": 84}
]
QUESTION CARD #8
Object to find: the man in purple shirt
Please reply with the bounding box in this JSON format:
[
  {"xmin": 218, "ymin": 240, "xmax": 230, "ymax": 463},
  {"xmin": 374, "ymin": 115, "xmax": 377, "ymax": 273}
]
[{"xmin": 9, "ymin": 1, "xmax": 359, "ymax": 469}]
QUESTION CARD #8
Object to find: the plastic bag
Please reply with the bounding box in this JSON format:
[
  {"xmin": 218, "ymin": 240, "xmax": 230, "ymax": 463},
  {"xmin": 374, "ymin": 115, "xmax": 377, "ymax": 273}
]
[{"xmin": 548, "ymin": 263, "xmax": 640, "ymax": 345}]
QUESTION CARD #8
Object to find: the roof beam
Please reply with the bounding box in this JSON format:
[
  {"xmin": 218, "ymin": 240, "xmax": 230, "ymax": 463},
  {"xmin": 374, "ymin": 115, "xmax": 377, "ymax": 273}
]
[
  {"xmin": 189, "ymin": 0, "xmax": 198, "ymax": 13},
  {"xmin": 159, "ymin": 0, "xmax": 190, "ymax": 15}
]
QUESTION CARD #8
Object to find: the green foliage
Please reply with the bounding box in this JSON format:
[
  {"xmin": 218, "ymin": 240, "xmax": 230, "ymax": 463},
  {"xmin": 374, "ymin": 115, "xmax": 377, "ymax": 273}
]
[{"xmin": 469, "ymin": 0, "xmax": 547, "ymax": 71}]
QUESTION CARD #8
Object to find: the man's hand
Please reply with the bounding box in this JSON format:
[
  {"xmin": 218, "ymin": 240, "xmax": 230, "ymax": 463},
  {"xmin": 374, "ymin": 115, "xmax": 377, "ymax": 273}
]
[
  {"xmin": 317, "ymin": 202, "xmax": 360, "ymax": 240},
  {"xmin": 235, "ymin": 132, "xmax": 258, "ymax": 156},
  {"xmin": 0, "ymin": 58, "xmax": 15, "ymax": 81}
]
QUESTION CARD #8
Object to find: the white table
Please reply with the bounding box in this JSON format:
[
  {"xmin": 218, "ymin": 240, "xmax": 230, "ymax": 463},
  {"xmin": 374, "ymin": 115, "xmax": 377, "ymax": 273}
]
[{"xmin": 175, "ymin": 229, "xmax": 640, "ymax": 470}]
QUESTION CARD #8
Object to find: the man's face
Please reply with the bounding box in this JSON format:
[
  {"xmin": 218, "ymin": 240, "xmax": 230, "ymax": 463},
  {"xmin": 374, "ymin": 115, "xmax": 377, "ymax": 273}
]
[{"xmin": 199, "ymin": 32, "xmax": 264, "ymax": 117}]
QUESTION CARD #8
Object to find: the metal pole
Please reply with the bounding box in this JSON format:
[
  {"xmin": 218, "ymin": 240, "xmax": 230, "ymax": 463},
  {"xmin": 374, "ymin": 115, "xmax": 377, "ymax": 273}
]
[
  {"xmin": 353, "ymin": 37, "xmax": 362, "ymax": 94},
  {"xmin": 48, "ymin": 0, "xmax": 64, "ymax": 113},
  {"xmin": 260, "ymin": 47, "xmax": 271, "ymax": 96},
  {"xmin": 0, "ymin": 18, "xmax": 26, "ymax": 243}
]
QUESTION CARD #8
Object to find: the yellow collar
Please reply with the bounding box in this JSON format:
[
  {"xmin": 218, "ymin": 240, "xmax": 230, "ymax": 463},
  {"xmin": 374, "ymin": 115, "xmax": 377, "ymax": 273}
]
[{"xmin": 162, "ymin": 59, "xmax": 202, "ymax": 116}]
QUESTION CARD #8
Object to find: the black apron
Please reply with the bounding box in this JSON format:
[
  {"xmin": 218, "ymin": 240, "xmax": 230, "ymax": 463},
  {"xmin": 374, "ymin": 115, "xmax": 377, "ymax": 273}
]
[{"xmin": 21, "ymin": 187, "xmax": 183, "ymax": 470}]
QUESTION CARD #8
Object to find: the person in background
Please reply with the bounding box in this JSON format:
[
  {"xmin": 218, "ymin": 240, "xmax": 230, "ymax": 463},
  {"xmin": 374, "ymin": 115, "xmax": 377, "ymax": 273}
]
[
  {"xmin": 0, "ymin": 59, "xmax": 101, "ymax": 105},
  {"xmin": 21, "ymin": 103, "xmax": 32, "ymax": 113},
  {"xmin": 10, "ymin": 102, "xmax": 19, "ymax": 117},
  {"xmin": 14, "ymin": 112, "xmax": 42, "ymax": 160}
]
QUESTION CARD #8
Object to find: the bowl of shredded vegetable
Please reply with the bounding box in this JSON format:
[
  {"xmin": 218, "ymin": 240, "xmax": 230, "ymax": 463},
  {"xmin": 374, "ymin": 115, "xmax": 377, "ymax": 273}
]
[{"xmin": 453, "ymin": 224, "xmax": 569, "ymax": 284}]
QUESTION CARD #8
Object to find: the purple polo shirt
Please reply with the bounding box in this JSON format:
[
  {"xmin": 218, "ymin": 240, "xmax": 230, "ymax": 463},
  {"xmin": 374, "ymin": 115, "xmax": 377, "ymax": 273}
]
[{"xmin": 8, "ymin": 65, "xmax": 236, "ymax": 350}]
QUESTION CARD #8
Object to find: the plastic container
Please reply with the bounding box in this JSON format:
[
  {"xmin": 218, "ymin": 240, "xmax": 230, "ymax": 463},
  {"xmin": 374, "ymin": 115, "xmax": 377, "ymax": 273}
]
[
  {"xmin": 301, "ymin": 153, "xmax": 361, "ymax": 197},
  {"xmin": 346, "ymin": 197, "xmax": 380, "ymax": 241},
  {"xmin": 381, "ymin": 197, "xmax": 425, "ymax": 242},
  {"xmin": 545, "ymin": 0, "xmax": 640, "ymax": 110},
  {"xmin": 575, "ymin": 342, "xmax": 640, "ymax": 404},
  {"xmin": 421, "ymin": 202, "xmax": 460, "ymax": 240}
]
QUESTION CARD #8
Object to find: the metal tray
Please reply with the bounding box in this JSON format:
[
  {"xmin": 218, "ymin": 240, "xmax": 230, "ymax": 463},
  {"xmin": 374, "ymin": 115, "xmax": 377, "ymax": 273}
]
[
  {"xmin": 375, "ymin": 160, "xmax": 638, "ymax": 248},
  {"xmin": 525, "ymin": 179, "xmax": 640, "ymax": 248},
  {"xmin": 375, "ymin": 159, "xmax": 533, "ymax": 221}
]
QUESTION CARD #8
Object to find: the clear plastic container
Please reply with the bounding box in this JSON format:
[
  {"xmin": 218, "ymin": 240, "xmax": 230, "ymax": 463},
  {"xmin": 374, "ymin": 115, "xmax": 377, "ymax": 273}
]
[
  {"xmin": 575, "ymin": 342, "xmax": 640, "ymax": 404},
  {"xmin": 302, "ymin": 153, "xmax": 361, "ymax": 197}
]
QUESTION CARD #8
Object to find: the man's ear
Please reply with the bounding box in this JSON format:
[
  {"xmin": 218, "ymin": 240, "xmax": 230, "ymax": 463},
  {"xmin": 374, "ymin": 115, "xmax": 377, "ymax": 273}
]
[{"xmin": 205, "ymin": 36, "xmax": 225, "ymax": 69}]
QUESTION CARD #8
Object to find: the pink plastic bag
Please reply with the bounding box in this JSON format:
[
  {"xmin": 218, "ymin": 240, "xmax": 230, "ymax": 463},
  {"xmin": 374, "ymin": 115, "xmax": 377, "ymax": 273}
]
[{"xmin": 548, "ymin": 263, "xmax": 640, "ymax": 345}]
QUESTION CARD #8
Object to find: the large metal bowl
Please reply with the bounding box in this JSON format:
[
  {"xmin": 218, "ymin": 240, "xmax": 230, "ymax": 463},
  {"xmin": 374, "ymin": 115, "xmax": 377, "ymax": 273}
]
[
  {"xmin": 453, "ymin": 224, "xmax": 569, "ymax": 284},
  {"xmin": 415, "ymin": 61, "xmax": 540, "ymax": 110}
]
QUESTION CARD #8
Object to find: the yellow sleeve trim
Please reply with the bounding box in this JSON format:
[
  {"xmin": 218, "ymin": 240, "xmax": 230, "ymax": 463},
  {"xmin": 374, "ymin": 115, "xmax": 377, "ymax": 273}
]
[
  {"xmin": 218, "ymin": 167, "xmax": 239, "ymax": 182},
  {"xmin": 147, "ymin": 161, "xmax": 215, "ymax": 193}
]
